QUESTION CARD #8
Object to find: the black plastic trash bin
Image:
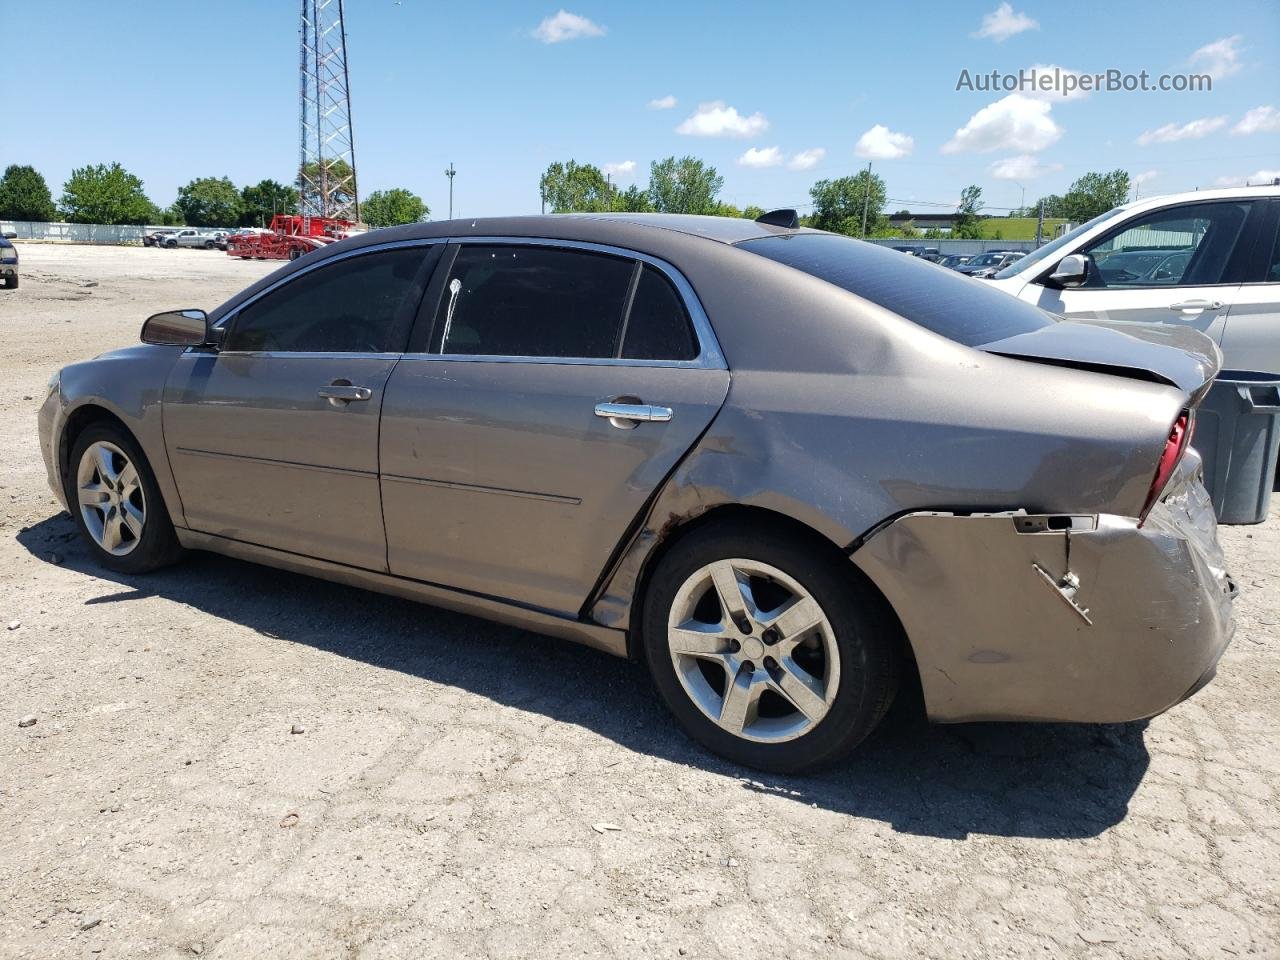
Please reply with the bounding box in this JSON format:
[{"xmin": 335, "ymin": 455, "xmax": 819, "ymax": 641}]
[{"xmin": 1192, "ymin": 370, "xmax": 1280, "ymax": 524}]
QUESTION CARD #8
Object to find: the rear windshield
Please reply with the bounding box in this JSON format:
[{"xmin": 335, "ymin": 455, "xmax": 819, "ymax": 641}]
[{"xmin": 739, "ymin": 232, "xmax": 1055, "ymax": 347}]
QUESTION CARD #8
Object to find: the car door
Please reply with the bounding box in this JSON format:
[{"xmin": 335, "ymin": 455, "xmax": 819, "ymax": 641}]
[
  {"xmin": 1025, "ymin": 199, "xmax": 1256, "ymax": 340},
  {"xmin": 1219, "ymin": 199, "xmax": 1280, "ymax": 374},
  {"xmin": 378, "ymin": 240, "xmax": 731, "ymax": 616},
  {"xmin": 162, "ymin": 242, "xmax": 439, "ymax": 570}
]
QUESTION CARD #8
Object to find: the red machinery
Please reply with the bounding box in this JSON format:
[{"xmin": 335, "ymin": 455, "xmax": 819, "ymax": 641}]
[{"xmin": 226, "ymin": 214, "xmax": 363, "ymax": 261}]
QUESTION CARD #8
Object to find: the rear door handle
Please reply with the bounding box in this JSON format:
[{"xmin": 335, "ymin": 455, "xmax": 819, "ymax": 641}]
[
  {"xmin": 594, "ymin": 402, "xmax": 674, "ymax": 428},
  {"xmin": 318, "ymin": 383, "xmax": 372, "ymax": 405},
  {"xmin": 1168, "ymin": 299, "xmax": 1223, "ymax": 313}
]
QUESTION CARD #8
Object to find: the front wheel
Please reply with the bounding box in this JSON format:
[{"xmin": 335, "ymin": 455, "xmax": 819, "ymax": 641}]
[
  {"xmin": 288, "ymin": 247, "xmax": 302, "ymax": 261},
  {"xmin": 66, "ymin": 424, "xmax": 184, "ymax": 574},
  {"xmin": 641, "ymin": 521, "xmax": 900, "ymax": 773}
]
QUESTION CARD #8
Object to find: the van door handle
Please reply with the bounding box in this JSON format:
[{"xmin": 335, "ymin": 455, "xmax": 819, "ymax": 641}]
[
  {"xmin": 318, "ymin": 383, "xmax": 372, "ymax": 406},
  {"xmin": 594, "ymin": 402, "xmax": 674, "ymax": 428},
  {"xmin": 1168, "ymin": 299, "xmax": 1223, "ymax": 313}
]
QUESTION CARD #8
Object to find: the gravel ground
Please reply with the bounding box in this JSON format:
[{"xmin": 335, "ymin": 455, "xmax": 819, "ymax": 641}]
[{"xmin": 1, "ymin": 243, "xmax": 1277, "ymax": 960}]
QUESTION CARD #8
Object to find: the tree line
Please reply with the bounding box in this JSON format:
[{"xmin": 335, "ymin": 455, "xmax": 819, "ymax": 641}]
[
  {"xmin": 539, "ymin": 157, "xmax": 1134, "ymax": 238},
  {"xmin": 0, "ymin": 156, "xmax": 1134, "ymax": 237},
  {"xmin": 0, "ymin": 162, "xmax": 429, "ymax": 229}
]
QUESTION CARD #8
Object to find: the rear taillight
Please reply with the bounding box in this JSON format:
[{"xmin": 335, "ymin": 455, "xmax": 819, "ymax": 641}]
[{"xmin": 1138, "ymin": 411, "xmax": 1193, "ymax": 525}]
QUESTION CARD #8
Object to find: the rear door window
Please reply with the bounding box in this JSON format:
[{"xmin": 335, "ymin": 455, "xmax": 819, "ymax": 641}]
[
  {"xmin": 430, "ymin": 245, "xmax": 701, "ymax": 362},
  {"xmin": 739, "ymin": 232, "xmax": 1054, "ymax": 347}
]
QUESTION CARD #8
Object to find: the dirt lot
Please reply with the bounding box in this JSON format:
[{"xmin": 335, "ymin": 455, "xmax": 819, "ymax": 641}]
[{"xmin": 0, "ymin": 243, "xmax": 1277, "ymax": 960}]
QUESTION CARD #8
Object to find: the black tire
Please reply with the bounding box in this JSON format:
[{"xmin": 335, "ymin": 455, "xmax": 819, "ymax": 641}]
[
  {"xmin": 641, "ymin": 519, "xmax": 900, "ymax": 773},
  {"xmin": 66, "ymin": 423, "xmax": 184, "ymax": 575},
  {"xmin": 3, "ymin": 275, "xmax": 16, "ymax": 289},
  {"xmin": 165, "ymin": 240, "xmax": 176, "ymax": 249},
  {"xmin": 288, "ymin": 247, "xmax": 302, "ymax": 261},
  {"xmin": 204, "ymin": 240, "xmax": 215, "ymax": 249}
]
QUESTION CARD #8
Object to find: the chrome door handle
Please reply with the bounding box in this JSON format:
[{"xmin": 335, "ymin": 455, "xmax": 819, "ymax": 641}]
[
  {"xmin": 594, "ymin": 402, "xmax": 674, "ymax": 428},
  {"xmin": 318, "ymin": 384, "xmax": 372, "ymax": 405},
  {"xmin": 1169, "ymin": 299, "xmax": 1223, "ymax": 312}
]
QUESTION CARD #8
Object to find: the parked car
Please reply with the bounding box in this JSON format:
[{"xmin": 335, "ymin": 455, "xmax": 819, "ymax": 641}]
[
  {"xmin": 955, "ymin": 251, "xmax": 1025, "ymax": 277},
  {"xmin": 938, "ymin": 254, "xmax": 972, "ymax": 269},
  {"xmin": 164, "ymin": 229, "xmax": 221, "ymax": 250},
  {"xmin": 890, "ymin": 246, "xmax": 941, "ymax": 260},
  {"xmin": 143, "ymin": 229, "xmax": 178, "ymax": 248},
  {"xmin": 983, "ymin": 186, "xmax": 1280, "ymax": 373},
  {"xmin": 0, "ymin": 237, "xmax": 18, "ymax": 289},
  {"xmin": 38, "ymin": 213, "xmax": 1234, "ymax": 772}
]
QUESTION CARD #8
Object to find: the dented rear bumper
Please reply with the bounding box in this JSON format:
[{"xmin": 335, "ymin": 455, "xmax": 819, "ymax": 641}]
[{"xmin": 851, "ymin": 451, "xmax": 1235, "ymax": 724}]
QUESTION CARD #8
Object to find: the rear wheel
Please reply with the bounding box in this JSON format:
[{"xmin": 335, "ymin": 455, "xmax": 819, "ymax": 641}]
[
  {"xmin": 203, "ymin": 240, "xmax": 215, "ymax": 249},
  {"xmin": 2, "ymin": 275, "xmax": 15, "ymax": 289},
  {"xmin": 288, "ymin": 247, "xmax": 302, "ymax": 261},
  {"xmin": 66, "ymin": 424, "xmax": 183, "ymax": 574},
  {"xmin": 641, "ymin": 520, "xmax": 900, "ymax": 773}
]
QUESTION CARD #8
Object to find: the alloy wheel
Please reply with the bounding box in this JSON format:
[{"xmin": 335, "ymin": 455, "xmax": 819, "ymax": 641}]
[
  {"xmin": 76, "ymin": 440, "xmax": 146, "ymax": 556},
  {"xmin": 666, "ymin": 558, "xmax": 840, "ymax": 743}
]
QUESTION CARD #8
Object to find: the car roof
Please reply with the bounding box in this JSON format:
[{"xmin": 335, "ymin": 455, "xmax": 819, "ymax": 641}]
[
  {"xmin": 361, "ymin": 212, "xmax": 805, "ymax": 248},
  {"xmin": 1115, "ymin": 184, "xmax": 1280, "ymax": 216}
]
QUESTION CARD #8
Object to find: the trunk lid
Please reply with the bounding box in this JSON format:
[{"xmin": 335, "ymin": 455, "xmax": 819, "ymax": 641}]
[{"xmin": 982, "ymin": 320, "xmax": 1222, "ymax": 403}]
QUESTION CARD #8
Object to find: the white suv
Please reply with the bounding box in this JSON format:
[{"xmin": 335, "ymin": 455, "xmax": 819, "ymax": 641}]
[{"xmin": 983, "ymin": 185, "xmax": 1280, "ymax": 374}]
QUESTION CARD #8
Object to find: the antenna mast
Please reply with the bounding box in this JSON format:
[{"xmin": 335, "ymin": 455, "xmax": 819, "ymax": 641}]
[{"xmin": 299, "ymin": 0, "xmax": 359, "ymax": 222}]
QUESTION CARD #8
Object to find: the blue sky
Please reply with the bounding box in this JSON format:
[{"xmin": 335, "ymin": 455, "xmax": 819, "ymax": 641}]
[{"xmin": 8, "ymin": 1, "xmax": 1279, "ymax": 218}]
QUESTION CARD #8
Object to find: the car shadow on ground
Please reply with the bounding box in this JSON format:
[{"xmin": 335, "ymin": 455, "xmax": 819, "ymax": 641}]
[{"xmin": 16, "ymin": 512, "xmax": 1152, "ymax": 841}]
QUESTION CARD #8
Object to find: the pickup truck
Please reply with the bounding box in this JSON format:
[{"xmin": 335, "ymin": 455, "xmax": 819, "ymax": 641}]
[{"xmin": 163, "ymin": 229, "xmax": 222, "ymax": 250}]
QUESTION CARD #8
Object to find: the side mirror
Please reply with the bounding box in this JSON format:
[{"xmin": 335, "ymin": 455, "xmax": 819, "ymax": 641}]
[
  {"xmin": 141, "ymin": 309, "xmax": 212, "ymax": 346},
  {"xmin": 1049, "ymin": 253, "xmax": 1090, "ymax": 288}
]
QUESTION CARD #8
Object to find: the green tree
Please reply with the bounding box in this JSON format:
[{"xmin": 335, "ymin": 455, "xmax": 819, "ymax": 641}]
[
  {"xmin": 297, "ymin": 159, "xmax": 357, "ymax": 213},
  {"xmin": 808, "ymin": 170, "xmax": 886, "ymax": 235},
  {"xmin": 174, "ymin": 176, "xmax": 243, "ymax": 227},
  {"xmin": 711, "ymin": 201, "xmax": 743, "ymax": 218},
  {"xmin": 1060, "ymin": 170, "xmax": 1130, "ymax": 222},
  {"xmin": 547, "ymin": 161, "xmax": 616, "ymax": 212},
  {"xmin": 952, "ymin": 184, "xmax": 984, "ymax": 239},
  {"xmin": 240, "ymin": 179, "xmax": 299, "ymax": 227},
  {"xmin": 648, "ymin": 156, "xmax": 724, "ymax": 215},
  {"xmin": 0, "ymin": 164, "xmax": 56, "ymax": 221},
  {"xmin": 59, "ymin": 163, "xmax": 158, "ymax": 225},
  {"xmin": 159, "ymin": 206, "xmax": 185, "ymax": 226},
  {"xmin": 610, "ymin": 184, "xmax": 653, "ymax": 213},
  {"xmin": 539, "ymin": 160, "xmax": 613, "ymax": 213},
  {"xmin": 362, "ymin": 188, "xmax": 429, "ymax": 227},
  {"xmin": 742, "ymin": 205, "xmax": 766, "ymax": 220}
]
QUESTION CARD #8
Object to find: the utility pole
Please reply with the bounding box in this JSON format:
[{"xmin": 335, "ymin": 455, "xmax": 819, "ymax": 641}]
[
  {"xmin": 860, "ymin": 161, "xmax": 872, "ymax": 238},
  {"xmin": 1034, "ymin": 199, "xmax": 1045, "ymax": 247},
  {"xmin": 444, "ymin": 163, "xmax": 456, "ymax": 219},
  {"xmin": 1013, "ymin": 181, "xmax": 1025, "ymax": 214}
]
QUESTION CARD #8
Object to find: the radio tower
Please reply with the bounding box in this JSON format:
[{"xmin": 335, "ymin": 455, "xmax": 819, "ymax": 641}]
[{"xmin": 298, "ymin": 0, "xmax": 360, "ymax": 222}]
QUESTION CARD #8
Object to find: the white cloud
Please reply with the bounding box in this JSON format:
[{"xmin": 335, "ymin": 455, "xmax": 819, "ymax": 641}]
[
  {"xmin": 972, "ymin": 2, "xmax": 1039, "ymax": 42},
  {"xmin": 1133, "ymin": 170, "xmax": 1159, "ymax": 189},
  {"xmin": 854, "ymin": 124, "xmax": 914, "ymax": 159},
  {"xmin": 1189, "ymin": 35, "xmax": 1243, "ymax": 80},
  {"xmin": 647, "ymin": 95, "xmax": 677, "ymax": 110},
  {"xmin": 1214, "ymin": 169, "xmax": 1280, "ymax": 187},
  {"xmin": 737, "ymin": 146, "xmax": 783, "ymax": 168},
  {"xmin": 602, "ymin": 161, "xmax": 636, "ymax": 179},
  {"xmin": 1137, "ymin": 115, "xmax": 1229, "ymax": 145},
  {"xmin": 1023, "ymin": 63, "xmax": 1092, "ymax": 101},
  {"xmin": 675, "ymin": 101, "xmax": 768, "ymax": 138},
  {"xmin": 788, "ymin": 148, "xmax": 826, "ymax": 171},
  {"xmin": 989, "ymin": 154, "xmax": 1063, "ymax": 179},
  {"xmin": 942, "ymin": 94, "xmax": 1061, "ymax": 154},
  {"xmin": 532, "ymin": 10, "xmax": 605, "ymax": 43},
  {"xmin": 1232, "ymin": 105, "xmax": 1280, "ymax": 135}
]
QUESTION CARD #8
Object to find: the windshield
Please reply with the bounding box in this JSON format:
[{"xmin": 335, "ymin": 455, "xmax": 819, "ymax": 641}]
[
  {"xmin": 968, "ymin": 253, "xmax": 1003, "ymax": 266},
  {"xmin": 992, "ymin": 206, "xmax": 1128, "ymax": 280},
  {"xmin": 740, "ymin": 232, "xmax": 1055, "ymax": 348}
]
